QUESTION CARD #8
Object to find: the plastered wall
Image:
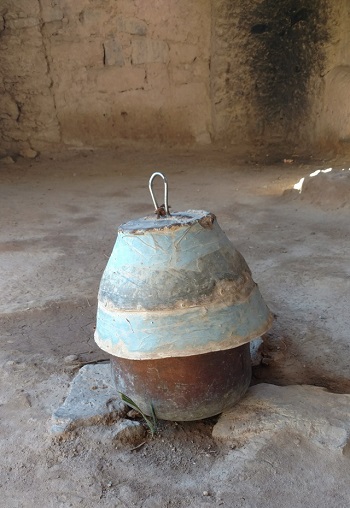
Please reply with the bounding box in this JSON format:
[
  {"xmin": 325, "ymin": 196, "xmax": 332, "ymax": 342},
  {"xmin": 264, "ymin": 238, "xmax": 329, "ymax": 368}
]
[
  {"xmin": 1, "ymin": 0, "xmax": 350, "ymax": 155},
  {"xmin": 0, "ymin": 0, "xmax": 212, "ymax": 153}
]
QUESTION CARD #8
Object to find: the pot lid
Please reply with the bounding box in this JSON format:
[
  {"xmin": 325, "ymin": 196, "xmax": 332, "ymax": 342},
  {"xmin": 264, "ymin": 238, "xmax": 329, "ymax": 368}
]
[
  {"xmin": 119, "ymin": 172, "xmax": 215, "ymax": 232},
  {"xmin": 119, "ymin": 210, "xmax": 215, "ymax": 232}
]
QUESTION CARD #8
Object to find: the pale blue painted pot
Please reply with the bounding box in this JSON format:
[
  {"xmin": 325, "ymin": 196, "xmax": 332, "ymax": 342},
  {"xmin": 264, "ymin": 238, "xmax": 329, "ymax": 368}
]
[
  {"xmin": 94, "ymin": 173, "xmax": 273, "ymax": 420},
  {"xmin": 95, "ymin": 210, "xmax": 273, "ymax": 362}
]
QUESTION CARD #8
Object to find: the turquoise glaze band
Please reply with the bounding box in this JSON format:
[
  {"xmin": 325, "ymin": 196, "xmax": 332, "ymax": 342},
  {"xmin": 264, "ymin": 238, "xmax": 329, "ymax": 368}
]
[{"xmin": 95, "ymin": 285, "xmax": 272, "ymax": 360}]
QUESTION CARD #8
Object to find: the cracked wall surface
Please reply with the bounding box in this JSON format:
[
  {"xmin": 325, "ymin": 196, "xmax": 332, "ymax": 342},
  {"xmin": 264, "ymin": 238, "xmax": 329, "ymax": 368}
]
[
  {"xmin": 0, "ymin": 0, "xmax": 61, "ymax": 154},
  {"xmin": 1, "ymin": 0, "xmax": 350, "ymax": 154},
  {"xmin": 0, "ymin": 0, "xmax": 211, "ymax": 152}
]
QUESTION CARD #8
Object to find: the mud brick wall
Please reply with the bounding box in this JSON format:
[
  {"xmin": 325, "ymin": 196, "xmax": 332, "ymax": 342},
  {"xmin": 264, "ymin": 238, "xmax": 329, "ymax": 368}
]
[
  {"xmin": 317, "ymin": 0, "xmax": 350, "ymax": 147},
  {"xmin": 1, "ymin": 0, "xmax": 350, "ymax": 154},
  {"xmin": 0, "ymin": 1, "xmax": 60, "ymax": 154},
  {"xmin": 0, "ymin": 0, "xmax": 211, "ymax": 153}
]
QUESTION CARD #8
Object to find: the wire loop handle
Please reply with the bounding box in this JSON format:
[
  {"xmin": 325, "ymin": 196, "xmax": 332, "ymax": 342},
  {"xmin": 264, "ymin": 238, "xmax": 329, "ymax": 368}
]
[{"xmin": 148, "ymin": 172, "xmax": 170, "ymax": 217}]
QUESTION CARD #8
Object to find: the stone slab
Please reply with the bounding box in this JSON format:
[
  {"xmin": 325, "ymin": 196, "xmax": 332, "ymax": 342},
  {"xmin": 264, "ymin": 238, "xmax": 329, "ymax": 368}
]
[
  {"xmin": 213, "ymin": 383, "xmax": 350, "ymax": 452},
  {"xmin": 50, "ymin": 363, "xmax": 127, "ymax": 434}
]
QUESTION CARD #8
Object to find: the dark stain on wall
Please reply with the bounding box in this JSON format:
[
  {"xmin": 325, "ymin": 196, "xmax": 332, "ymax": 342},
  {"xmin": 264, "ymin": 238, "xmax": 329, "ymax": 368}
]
[
  {"xmin": 211, "ymin": 0, "xmax": 332, "ymax": 148},
  {"xmin": 246, "ymin": 0, "xmax": 329, "ymax": 140},
  {"xmin": 249, "ymin": 0, "xmax": 328, "ymax": 138}
]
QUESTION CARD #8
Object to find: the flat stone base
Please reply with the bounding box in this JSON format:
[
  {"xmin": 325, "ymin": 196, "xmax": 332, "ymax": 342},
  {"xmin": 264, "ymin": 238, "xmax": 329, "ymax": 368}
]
[
  {"xmin": 51, "ymin": 343, "xmax": 263, "ymax": 431},
  {"xmin": 50, "ymin": 363, "xmax": 127, "ymax": 434},
  {"xmin": 213, "ymin": 383, "xmax": 350, "ymax": 452}
]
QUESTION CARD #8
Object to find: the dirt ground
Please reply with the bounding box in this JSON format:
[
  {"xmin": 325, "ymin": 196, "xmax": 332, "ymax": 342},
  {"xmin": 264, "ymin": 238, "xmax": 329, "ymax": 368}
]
[{"xmin": 1, "ymin": 147, "xmax": 349, "ymax": 507}]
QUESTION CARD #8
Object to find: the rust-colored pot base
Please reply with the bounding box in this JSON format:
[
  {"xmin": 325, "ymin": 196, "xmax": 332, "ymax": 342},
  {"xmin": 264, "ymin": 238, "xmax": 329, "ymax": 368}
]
[{"xmin": 111, "ymin": 344, "xmax": 251, "ymax": 421}]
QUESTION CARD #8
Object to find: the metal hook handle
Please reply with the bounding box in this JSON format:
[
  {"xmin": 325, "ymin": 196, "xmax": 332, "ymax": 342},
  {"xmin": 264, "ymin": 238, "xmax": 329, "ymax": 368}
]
[{"xmin": 148, "ymin": 172, "xmax": 170, "ymax": 217}]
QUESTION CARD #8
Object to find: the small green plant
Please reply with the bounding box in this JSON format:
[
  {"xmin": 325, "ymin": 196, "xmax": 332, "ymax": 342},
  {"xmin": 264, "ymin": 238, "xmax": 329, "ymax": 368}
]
[{"xmin": 120, "ymin": 393, "xmax": 157, "ymax": 437}]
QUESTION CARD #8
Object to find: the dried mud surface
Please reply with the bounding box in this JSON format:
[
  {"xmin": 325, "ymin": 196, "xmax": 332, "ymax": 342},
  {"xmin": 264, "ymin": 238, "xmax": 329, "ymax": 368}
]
[{"xmin": 1, "ymin": 148, "xmax": 349, "ymax": 507}]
